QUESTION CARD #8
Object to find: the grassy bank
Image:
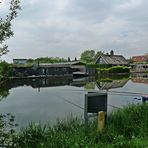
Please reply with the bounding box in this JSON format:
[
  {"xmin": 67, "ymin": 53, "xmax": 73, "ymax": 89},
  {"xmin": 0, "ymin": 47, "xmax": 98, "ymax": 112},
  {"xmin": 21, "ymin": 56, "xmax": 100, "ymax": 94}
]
[{"xmin": 1, "ymin": 103, "xmax": 148, "ymax": 147}]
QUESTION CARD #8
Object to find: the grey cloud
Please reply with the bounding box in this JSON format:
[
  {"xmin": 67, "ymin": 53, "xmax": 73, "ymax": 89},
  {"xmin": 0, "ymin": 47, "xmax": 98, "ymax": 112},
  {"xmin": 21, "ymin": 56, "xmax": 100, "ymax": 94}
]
[{"xmin": 1, "ymin": 0, "xmax": 148, "ymax": 62}]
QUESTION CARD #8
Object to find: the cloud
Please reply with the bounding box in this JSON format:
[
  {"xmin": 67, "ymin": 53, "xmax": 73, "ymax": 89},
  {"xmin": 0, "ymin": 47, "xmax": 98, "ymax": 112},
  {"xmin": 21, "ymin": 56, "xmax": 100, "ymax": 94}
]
[{"xmin": 1, "ymin": 0, "xmax": 148, "ymax": 62}]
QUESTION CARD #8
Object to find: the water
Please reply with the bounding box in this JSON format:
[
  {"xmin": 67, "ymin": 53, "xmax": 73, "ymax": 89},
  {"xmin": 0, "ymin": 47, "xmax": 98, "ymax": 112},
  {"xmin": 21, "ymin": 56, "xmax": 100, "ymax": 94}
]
[{"xmin": 0, "ymin": 74, "xmax": 147, "ymax": 127}]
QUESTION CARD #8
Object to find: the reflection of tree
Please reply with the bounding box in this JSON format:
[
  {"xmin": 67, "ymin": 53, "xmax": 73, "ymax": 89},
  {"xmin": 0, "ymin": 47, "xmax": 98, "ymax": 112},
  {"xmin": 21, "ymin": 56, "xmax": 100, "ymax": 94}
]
[
  {"xmin": 0, "ymin": 113, "xmax": 18, "ymax": 147},
  {"xmin": 84, "ymin": 82, "xmax": 95, "ymax": 90}
]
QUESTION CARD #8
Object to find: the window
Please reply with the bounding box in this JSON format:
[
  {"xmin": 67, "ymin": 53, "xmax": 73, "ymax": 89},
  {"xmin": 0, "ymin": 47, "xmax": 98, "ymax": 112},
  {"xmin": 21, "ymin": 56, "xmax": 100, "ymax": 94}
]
[
  {"xmin": 99, "ymin": 58, "xmax": 103, "ymax": 63},
  {"xmin": 55, "ymin": 67, "xmax": 59, "ymax": 71}
]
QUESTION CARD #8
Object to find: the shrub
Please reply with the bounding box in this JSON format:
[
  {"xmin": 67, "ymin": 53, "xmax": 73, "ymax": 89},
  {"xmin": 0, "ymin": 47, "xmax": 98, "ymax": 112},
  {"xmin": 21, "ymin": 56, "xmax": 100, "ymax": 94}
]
[
  {"xmin": 97, "ymin": 66, "xmax": 130, "ymax": 74},
  {"xmin": 0, "ymin": 61, "xmax": 13, "ymax": 80}
]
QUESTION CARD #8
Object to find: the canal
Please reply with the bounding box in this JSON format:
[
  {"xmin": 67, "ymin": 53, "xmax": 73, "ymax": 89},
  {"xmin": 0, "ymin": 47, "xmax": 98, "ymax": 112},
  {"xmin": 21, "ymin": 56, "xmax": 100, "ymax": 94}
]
[{"xmin": 0, "ymin": 73, "xmax": 147, "ymax": 127}]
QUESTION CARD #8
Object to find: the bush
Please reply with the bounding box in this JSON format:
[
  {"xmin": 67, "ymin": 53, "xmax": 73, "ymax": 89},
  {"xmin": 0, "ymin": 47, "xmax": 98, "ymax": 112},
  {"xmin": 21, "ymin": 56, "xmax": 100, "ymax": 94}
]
[
  {"xmin": 1, "ymin": 104, "xmax": 148, "ymax": 147},
  {"xmin": 0, "ymin": 61, "xmax": 13, "ymax": 80},
  {"xmin": 97, "ymin": 66, "xmax": 130, "ymax": 74}
]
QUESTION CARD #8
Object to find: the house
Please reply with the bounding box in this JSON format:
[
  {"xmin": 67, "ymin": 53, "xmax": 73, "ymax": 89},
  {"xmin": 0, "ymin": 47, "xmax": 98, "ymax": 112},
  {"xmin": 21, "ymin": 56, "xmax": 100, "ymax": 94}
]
[
  {"xmin": 130, "ymin": 64, "xmax": 148, "ymax": 73},
  {"xmin": 131, "ymin": 55, "xmax": 148, "ymax": 63},
  {"xmin": 95, "ymin": 51, "xmax": 128, "ymax": 66},
  {"xmin": 36, "ymin": 61, "xmax": 86, "ymax": 76},
  {"xmin": 13, "ymin": 59, "xmax": 27, "ymax": 65}
]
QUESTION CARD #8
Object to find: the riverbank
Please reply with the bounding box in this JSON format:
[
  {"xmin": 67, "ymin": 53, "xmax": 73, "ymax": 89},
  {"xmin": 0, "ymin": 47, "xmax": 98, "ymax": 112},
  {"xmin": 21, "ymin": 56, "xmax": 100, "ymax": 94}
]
[{"xmin": 1, "ymin": 103, "xmax": 148, "ymax": 147}]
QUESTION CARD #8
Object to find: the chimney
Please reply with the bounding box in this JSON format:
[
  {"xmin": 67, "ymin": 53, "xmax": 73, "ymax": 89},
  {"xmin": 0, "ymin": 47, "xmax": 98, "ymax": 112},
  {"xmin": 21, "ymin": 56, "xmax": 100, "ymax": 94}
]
[
  {"xmin": 110, "ymin": 50, "xmax": 114, "ymax": 55},
  {"xmin": 68, "ymin": 57, "xmax": 70, "ymax": 62}
]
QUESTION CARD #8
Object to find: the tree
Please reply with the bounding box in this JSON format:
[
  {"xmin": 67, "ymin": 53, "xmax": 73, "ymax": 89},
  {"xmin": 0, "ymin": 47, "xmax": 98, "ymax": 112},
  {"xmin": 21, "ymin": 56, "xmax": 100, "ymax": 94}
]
[
  {"xmin": 80, "ymin": 50, "xmax": 104, "ymax": 63},
  {"xmin": 0, "ymin": 0, "xmax": 21, "ymax": 56},
  {"xmin": 94, "ymin": 51, "xmax": 104, "ymax": 62},
  {"xmin": 80, "ymin": 50, "xmax": 95, "ymax": 63}
]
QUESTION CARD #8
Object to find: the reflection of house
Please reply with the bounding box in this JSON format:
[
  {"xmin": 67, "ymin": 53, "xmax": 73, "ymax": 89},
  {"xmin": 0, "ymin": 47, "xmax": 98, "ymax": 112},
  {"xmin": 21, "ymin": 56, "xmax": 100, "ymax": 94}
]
[
  {"xmin": 96, "ymin": 79, "xmax": 128, "ymax": 90},
  {"xmin": 130, "ymin": 64, "xmax": 148, "ymax": 73},
  {"xmin": 13, "ymin": 59, "xmax": 27, "ymax": 65},
  {"xmin": 2, "ymin": 77, "xmax": 73, "ymax": 90},
  {"xmin": 95, "ymin": 51, "xmax": 128, "ymax": 66},
  {"xmin": 131, "ymin": 73, "xmax": 148, "ymax": 84}
]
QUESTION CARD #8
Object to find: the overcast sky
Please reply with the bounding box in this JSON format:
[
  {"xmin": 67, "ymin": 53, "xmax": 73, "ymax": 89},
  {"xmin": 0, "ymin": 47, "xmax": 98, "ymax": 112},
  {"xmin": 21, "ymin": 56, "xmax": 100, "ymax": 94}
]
[{"xmin": 1, "ymin": 0, "xmax": 148, "ymax": 62}]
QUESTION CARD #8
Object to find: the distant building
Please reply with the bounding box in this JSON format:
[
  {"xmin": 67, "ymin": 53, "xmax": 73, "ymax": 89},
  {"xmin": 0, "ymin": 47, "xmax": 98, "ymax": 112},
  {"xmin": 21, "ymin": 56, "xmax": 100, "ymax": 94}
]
[
  {"xmin": 130, "ymin": 64, "xmax": 148, "ymax": 73},
  {"xmin": 36, "ymin": 61, "xmax": 86, "ymax": 76},
  {"xmin": 132, "ymin": 55, "xmax": 148, "ymax": 63},
  {"xmin": 95, "ymin": 52, "xmax": 128, "ymax": 66},
  {"xmin": 13, "ymin": 59, "xmax": 27, "ymax": 65}
]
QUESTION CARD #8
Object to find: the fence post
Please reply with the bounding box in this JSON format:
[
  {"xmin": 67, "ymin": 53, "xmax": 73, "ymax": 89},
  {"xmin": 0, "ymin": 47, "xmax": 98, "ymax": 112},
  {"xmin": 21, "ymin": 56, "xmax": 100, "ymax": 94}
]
[{"xmin": 97, "ymin": 111, "xmax": 105, "ymax": 132}]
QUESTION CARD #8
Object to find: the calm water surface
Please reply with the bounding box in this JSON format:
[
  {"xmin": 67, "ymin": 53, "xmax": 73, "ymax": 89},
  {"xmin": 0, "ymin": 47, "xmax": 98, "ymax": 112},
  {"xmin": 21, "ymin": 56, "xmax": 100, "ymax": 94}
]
[{"xmin": 0, "ymin": 74, "xmax": 147, "ymax": 127}]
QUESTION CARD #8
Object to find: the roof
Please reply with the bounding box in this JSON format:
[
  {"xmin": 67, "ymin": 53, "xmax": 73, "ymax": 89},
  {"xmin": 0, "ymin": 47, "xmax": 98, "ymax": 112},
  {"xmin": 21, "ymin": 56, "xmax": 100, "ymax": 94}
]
[
  {"xmin": 132, "ymin": 55, "xmax": 148, "ymax": 63},
  {"xmin": 38, "ymin": 61, "xmax": 86, "ymax": 68},
  {"xmin": 13, "ymin": 59, "xmax": 27, "ymax": 61},
  {"xmin": 96, "ymin": 55, "xmax": 128, "ymax": 65}
]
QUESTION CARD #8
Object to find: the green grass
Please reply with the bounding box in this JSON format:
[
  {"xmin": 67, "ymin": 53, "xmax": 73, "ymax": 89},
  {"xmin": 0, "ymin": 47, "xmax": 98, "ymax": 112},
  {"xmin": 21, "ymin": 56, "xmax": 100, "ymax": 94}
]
[{"xmin": 1, "ymin": 103, "xmax": 148, "ymax": 147}]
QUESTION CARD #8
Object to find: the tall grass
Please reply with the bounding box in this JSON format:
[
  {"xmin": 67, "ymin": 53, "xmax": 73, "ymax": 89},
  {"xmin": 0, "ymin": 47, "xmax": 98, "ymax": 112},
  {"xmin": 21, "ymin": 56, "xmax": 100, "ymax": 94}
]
[{"xmin": 2, "ymin": 103, "xmax": 148, "ymax": 147}]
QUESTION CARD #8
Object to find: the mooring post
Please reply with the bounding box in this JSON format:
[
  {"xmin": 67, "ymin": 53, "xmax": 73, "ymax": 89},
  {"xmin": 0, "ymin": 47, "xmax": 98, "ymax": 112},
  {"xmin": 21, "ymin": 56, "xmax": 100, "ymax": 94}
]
[{"xmin": 97, "ymin": 111, "xmax": 105, "ymax": 132}]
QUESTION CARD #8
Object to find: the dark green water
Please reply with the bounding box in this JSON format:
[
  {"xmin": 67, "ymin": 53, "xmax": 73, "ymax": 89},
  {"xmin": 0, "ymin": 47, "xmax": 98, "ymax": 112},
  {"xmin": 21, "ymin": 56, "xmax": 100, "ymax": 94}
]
[{"xmin": 0, "ymin": 73, "xmax": 147, "ymax": 127}]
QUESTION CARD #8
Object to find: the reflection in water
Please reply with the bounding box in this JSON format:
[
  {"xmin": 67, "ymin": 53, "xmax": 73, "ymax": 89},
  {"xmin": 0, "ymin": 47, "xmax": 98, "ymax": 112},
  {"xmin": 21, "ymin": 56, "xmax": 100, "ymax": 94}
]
[
  {"xmin": 96, "ymin": 74, "xmax": 129, "ymax": 90},
  {"xmin": 0, "ymin": 74, "xmax": 148, "ymax": 127},
  {"xmin": 96, "ymin": 79, "xmax": 128, "ymax": 90},
  {"xmin": 131, "ymin": 73, "xmax": 148, "ymax": 84},
  {"xmin": 0, "ymin": 77, "xmax": 95, "ymax": 99}
]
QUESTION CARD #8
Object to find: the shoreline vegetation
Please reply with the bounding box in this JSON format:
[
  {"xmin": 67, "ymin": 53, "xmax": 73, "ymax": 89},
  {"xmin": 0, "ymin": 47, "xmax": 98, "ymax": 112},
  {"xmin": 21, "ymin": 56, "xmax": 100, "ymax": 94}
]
[{"xmin": 1, "ymin": 103, "xmax": 148, "ymax": 147}]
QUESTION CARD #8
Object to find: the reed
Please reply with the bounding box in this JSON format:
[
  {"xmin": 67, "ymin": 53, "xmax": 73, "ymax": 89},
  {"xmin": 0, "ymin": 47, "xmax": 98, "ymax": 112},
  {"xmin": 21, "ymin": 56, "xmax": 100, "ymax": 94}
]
[{"xmin": 2, "ymin": 103, "xmax": 148, "ymax": 147}]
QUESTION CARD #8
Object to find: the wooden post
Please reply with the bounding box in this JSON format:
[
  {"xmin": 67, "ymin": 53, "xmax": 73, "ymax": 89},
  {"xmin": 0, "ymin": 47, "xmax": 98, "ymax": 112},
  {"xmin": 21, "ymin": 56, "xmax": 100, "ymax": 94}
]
[{"xmin": 97, "ymin": 111, "xmax": 105, "ymax": 132}]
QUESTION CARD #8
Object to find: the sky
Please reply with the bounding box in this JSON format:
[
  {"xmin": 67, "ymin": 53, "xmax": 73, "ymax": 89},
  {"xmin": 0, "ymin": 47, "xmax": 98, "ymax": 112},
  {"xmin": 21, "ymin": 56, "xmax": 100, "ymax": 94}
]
[{"xmin": 0, "ymin": 0, "xmax": 148, "ymax": 62}]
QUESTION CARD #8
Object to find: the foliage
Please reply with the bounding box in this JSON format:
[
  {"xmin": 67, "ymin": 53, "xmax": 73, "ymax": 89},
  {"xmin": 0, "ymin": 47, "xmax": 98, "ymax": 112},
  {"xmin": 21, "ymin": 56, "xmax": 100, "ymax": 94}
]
[
  {"xmin": 27, "ymin": 57, "xmax": 67, "ymax": 64},
  {"xmin": 84, "ymin": 82, "xmax": 95, "ymax": 89},
  {"xmin": 97, "ymin": 66, "xmax": 130, "ymax": 74},
  {"xmin": 0, "ymin": 82, "xmax": 10, "ymax": 99},
  {"xmin": 96, "ymin": 74, "xmax": 130, "ymax": 82},
  {"xmin": 11, "ymin": 103, "xmax": 148, "ymax": 147},
  {"xmin": 0, "ymin": 61, "xmax": 13, "ymax": 80},
  {"xmin": 80, "ymin": 50, "xmax": 104, "ymax": 63},
  {"xmin": 80, "ymin": 50, "xmax": 95, "ymax": 63},
  {"xmin": 0, "ymin": 0, "xmax": 21, "ymax": 56},
  {"xmin": 0, "ymin": 113, "xmax": 18, "ymax": 147},
  {"xmin": 1, "ymin": 104, "xmax": 148, "ymax": 147}
]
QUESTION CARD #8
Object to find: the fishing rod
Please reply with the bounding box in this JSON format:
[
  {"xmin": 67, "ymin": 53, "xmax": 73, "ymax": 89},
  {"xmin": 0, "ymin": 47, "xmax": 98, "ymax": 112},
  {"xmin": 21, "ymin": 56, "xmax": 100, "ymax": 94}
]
[
  {"xmin": 53, "ymin": 88, "xmax": 148, "ymax": 97},
  {"xmin": 54, "ymin": 94, "xmax": 120, "ymax": 110}
]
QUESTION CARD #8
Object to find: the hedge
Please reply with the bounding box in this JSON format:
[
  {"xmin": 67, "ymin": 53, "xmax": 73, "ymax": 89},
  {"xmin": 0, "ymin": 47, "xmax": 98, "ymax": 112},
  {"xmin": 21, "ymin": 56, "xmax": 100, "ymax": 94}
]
[
  {"xmin": 97, "ymin": 66, "xmax": 130, "ymax": 74},
  {"xmin": 86, "ymin": 64, "xmax": 112, "ymax": 68}
]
